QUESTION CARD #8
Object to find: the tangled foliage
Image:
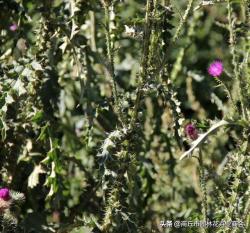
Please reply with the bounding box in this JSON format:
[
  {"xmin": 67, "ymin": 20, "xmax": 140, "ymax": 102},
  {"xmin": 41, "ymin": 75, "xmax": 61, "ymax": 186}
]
[{"xmin": 0, "ymin": 0, "xmax": 249, "ymax": 232}]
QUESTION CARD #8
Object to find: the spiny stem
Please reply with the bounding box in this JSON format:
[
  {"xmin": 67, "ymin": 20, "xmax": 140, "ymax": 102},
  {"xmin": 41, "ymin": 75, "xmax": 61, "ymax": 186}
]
[
  {"xmin": 198, "ymin": 149, "xmax": 208, "ymax": 225},
  {"xmin": 130, "ymin": 0, "xmax": 154, "ymax": 128},
  {"xmin": 214, "ymin": 76, "xmax": 236, "ymax": 109},
  {"xmin": 194, "ymin": 0, "xmax": 226, "ymax": 11},
  {"xmin": 227, "ymin": 0, "xmax": 247, "ymax": 119},
  {"xmin": 173, "ymin": 0, "xmax": 194, "ymax": 42},
  {"xmin": 89, "ymin": 11, "xmax": 97, "ymax": 52},
  {"xmin": 227, "ymin": 0, "xmax": 237, "ymax": 77},
  {"xmin": 104, "ymin": 3, "xmax": 125, "ymax": 126}
]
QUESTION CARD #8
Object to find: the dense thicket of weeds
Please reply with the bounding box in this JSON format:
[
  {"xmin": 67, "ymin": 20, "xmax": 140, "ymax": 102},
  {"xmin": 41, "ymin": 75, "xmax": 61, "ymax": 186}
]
[{"xmin": 0, "ymin": 0, "xmax": 249, "ymax": 232}]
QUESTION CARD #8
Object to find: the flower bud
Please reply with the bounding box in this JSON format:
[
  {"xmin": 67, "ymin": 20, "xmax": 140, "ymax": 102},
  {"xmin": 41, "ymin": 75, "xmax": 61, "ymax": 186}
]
[
  {"xmin": 185, "ymin": 124, "xmax": 198, "ymax": 140},
  {"xmin": 0, "ymin": 188, "xmax": 11, "ymax": 201}
]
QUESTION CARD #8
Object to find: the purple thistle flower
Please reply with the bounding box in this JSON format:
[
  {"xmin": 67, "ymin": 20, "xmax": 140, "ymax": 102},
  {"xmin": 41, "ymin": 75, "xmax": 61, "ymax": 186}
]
[
  {"xmin": 9, "ymin": 23, "xmax": 18, "ymax": 31},
  {"xmin": 208, "ymin": 60, "xmax": 223, "ymax": 77},
  {"xmin": 0, "ymin": 188, "xmax": 11, "ymax": 201},
  {"xmin": 185, "ymin": 124, "xmax": 198, "ymax": 140}
]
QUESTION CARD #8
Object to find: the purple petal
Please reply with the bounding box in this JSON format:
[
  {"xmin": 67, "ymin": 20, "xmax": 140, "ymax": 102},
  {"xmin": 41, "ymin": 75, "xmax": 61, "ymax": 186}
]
[
  {"xmin": 9, "ymin": 23, "xmax": 18, "ymax": 31},
  {"xmin": 208, "ymin": 60, "xmax": 223, "ymax": 77},
  {"xmin": 0, "ymin": 188, "xmax": 10, "ymax": 201}
]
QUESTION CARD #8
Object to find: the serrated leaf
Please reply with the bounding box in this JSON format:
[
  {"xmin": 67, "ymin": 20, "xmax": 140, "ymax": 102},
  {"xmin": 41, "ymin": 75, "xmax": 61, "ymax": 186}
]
[
  {"xmin": 70, "ymin": 0, "xmax": 80, "ymax": 17},
  {"xmin": 31, "ymin": 60, "xmax": 43, "ymax": 71},
  {"xmin": 59, "ymin": 37, "xmax": 69, "ymax": 53},
  {"xmin": 70, "ymin": 21, "xmax": 79, "ymax": 40},
  {"xmin": 21, "ymin": 67, "xmax": 33, "ymax": 77},
  {"xmin": 5, "ymin": 94, "xmax": 14, "ymax": 104},
  {"xmin": 13, "ymin": 79, "xmax": 27, "ymax": 96},
  {"xmin": 28, "ymin": 165, "xmax": 45, "ymax": 188}
]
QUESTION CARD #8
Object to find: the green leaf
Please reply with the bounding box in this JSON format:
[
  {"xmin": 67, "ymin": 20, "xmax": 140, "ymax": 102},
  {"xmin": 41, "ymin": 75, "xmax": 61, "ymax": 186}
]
[
  {"xmin": 37, "ymin": 123, "xmax": 49, "ymax": 141},
  {"xmin": 32, "ymin": 111, "xmax": 44, "ymax": 123}
]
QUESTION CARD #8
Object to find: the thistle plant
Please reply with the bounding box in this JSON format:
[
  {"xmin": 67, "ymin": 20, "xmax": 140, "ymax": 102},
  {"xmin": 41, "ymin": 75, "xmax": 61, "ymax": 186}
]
[
  {"xmin": 0, "ymin": 188, "xmax": 25, "ymax": 232},
  {"xmin": 0, "ymin": 0, "xmax": 249, "ymax": 233}
]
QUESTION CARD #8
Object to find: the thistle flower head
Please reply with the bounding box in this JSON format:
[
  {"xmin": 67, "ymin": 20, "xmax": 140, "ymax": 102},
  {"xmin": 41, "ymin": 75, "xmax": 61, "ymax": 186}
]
[
  {"xmin": 0, "ymin": 199, "xmax": 11, "ymax": 213},
  {"xmin": 185, "ymin": 124, "xmax": 198, "ymax": 140},
  {"xmin": 9, "ymin": 23, "xmax": 18, "ymax": 31},
  {"xmin": 208, "ymin": 60, "xmax": 223, "ymax": 77},
  {"xmin": 0, "ymin": 188, "xmax": 11, "ymax": 201}
]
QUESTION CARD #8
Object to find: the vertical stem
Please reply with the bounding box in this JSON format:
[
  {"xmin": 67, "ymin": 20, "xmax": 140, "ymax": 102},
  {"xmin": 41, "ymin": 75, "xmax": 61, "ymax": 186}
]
[
  {"xmin": 103, "ymin": 3, "xmax": 125, "ymax": 126},
  {"xmin": 198, "ymin": 149, "xmax": 208, "ymax": 225},
  {"xmin": 141, "ymin": 0, "xmax": 153, "ymax": 74},
  {"xmin": 130, "ymin": 0, "xmax": 153, "ymax": 128},
  {"xmin": 89, "ymin": 11, "xmax": 97, "ymax": 52},
  {"xmin": 173, "ymin": 0, "xmax": 194, "ymax": 42},
  {"xmin": 104, "ymin": 4, "xmax": 117, "ymax": 100},
  {"xmin": 148, "ymin": 0, "xmax": 159, "ymax": 65},
  {"xmin": 214, "ymin": 76, "xmax": 236, "ymax": 108},
  {"xmin": 163, "ymin": 0, "xmax": 169, "ymax": 5},
  {"xmin": 227, "ymin": 0, "xmax": 237, "ymax": 78},
  {"xmin": 227, "ymin": 0, "xmax": 247, "ymax": 119}
]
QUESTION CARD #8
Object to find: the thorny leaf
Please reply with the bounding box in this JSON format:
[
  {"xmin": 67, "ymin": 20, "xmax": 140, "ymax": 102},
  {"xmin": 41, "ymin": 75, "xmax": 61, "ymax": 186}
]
[{"xmin": 28, "ymin": 164, "xmax": 46, "ymax": 189}]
